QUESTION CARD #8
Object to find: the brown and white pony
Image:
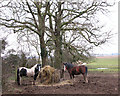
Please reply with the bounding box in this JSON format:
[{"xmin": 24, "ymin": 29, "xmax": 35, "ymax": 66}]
[{"xmin": 17, "ymin": 64, "xmax": 42, "ymax": 85}]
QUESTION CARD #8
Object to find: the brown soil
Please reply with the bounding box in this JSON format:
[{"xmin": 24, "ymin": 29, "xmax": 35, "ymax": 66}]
[{"xmin": 2, "ymin": 72, "xmax": 118, "ymax": 94}]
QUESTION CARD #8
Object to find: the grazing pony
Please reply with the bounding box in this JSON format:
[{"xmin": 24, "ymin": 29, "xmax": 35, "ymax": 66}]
[
  {"xmin": 17, "ymin": 64, "xmax": 42, "ymax": 85},
  {"xmin": 63, "ymin": 62, "xmax": 88, "ymax": 83}
]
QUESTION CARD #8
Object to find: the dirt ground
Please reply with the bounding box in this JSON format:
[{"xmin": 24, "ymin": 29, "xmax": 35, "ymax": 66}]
[{"xmin": 2, "ymin": 72, "xmax": 118, "ymax": 95}]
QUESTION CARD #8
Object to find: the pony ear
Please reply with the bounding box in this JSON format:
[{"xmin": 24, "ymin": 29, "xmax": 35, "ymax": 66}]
[{"xmin": 63, "ymin": 62, "xmax": 66, "ymax": 65}]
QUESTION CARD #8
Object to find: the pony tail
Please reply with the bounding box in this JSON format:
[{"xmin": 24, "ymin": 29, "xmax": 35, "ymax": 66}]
[
  {"xmin": 17, "ymin": 69, "xmax": 20, "ymax": 85},
  {"xmin": 85, "ymin": 66, "xmax": 88, "ymax": 75}
]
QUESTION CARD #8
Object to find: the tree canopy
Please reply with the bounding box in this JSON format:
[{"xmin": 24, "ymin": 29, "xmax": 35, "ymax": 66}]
[{"xmin": 0, "ymin": 0, "xmax": 114, "ymax": 68}]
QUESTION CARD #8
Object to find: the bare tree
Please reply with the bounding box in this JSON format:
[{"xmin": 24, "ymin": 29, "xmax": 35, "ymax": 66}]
[
  {"xmin": 1, "ymin": 38, "xmax": 8, "ymax": 53},
  {"xmin": 0, "ymin": 0, "xmax": 49, "ymax": 66},
  {"xmin": 45, "ymin": 0, "xmax": 114, "ymax": 68},
  {"xmin": 0, "ymin": 0, "xmax": 114, "ymax": 69},
  {"xmin": 16, "ymin": 31, "xmax": 41, "ymax": 63}
]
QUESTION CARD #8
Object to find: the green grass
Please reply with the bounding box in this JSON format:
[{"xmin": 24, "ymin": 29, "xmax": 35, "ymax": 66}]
[
  {"xmin": 87, "ymin": 57, "xmax": 118, "ymax": 73},
  {"xmin": 88, "ymin": 69, "xmax": 118, "ymax": 73}
]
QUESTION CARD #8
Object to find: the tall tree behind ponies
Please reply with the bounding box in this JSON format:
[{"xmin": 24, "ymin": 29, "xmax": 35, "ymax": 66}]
[{"xmin": 46, "ymin": 1, "xmax": 114, "ymax": 68}]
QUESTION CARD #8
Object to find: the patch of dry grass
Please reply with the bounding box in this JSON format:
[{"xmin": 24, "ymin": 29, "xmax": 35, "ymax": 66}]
[{"xmin": 36, "ymin": 80, "xmax": 73, "ymax": 86}]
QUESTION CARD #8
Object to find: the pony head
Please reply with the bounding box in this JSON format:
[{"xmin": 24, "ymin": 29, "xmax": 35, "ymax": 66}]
[
  {"xmin": 63, "ymin": 62, "xmax": 74, "ymax": 71},
  {"xmin": 63, "ymin": 62, "xmax": 71, "ymax": 71},
  {"xmin": 37, "ymin": 64, "xmax": 42, "ymax": 71},
  {"xmin": 63, "ymin": 62, "xmax": 67, "ymax": 71},
  {"xmin": 35, "ymin": 64, "xmax": 42, "ymax": 73},
  {"xmin": 34, "ymin": 64, "xmax": 42, "ymax": 80}
]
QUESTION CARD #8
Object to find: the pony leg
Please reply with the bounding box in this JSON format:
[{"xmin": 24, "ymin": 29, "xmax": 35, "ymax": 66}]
[
  {"xmin": 70, "ymin": 74, "xmax": 72, "ymax": 79},
  {"xmin": 17, "ymin": 69, "xmax": 20, "ymax": 85},
  {"xmin": 72, "ymin": 75, "xmax": 76, "ymax": 81},
  {"xmin": 19, "ymin": 77, "xmax": 22, "ymax": 85},
  {"xmin": 85, "ymin": 77, "xmax": 88, "ymax": 83},
  {"xmin": 83, "ymin": 74, "xmax": 88, "ymax": 83},
  {"xmin": 72, "ymin": 74, "xmax": 74, "ymax": 78},
  {"xmin": 32, "ymin": 80, "xmax": 35, "ymax": 85},
  {"xmin": 33, "ymin": 74, "xmax": 38, "ymax": 85}
]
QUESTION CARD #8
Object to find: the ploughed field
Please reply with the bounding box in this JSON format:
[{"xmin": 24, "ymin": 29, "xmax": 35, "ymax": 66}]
[{"xmin": 3, "ymin": 72, "xmax": 118, "ymax": 94}]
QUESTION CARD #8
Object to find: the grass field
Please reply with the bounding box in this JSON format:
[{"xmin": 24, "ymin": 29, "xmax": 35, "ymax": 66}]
[{"xmin": 87, "ymin": 56, "xmax": 118, "ymax": 73}]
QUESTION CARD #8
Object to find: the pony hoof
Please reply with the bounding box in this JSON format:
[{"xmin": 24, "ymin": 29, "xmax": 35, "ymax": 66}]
[
  {"xmin": 17, "ymin": 83, "xmax": 20, "ymax": 85},
  {"xmin": 83, "ymin": 82, "xmax": 86, "ymax": 84},
  {"xmin": 83, "ymin": 81, "xmax": 88, "ymax": 83},
  {"xmin": 86, "ymin": 80, "xmax": 89, "ymax": 83},
  {"xmin": 32, "ymin": 82, "xmax": 35, "ymax": 85}
]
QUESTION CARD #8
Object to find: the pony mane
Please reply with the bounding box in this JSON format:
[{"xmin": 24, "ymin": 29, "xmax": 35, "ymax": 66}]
[
  {"xmin": 31, "ymin": 64, "xmax": 41, "ymax": 69},
  {"xmin": 65, "ymin": 63, "xmax": 74, "ymax": 69}
]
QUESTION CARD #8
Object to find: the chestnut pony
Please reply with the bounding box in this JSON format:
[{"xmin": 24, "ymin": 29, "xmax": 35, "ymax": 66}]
[{"xmin": 62, "ymin": 62, "xmax": 88, "ymax": 83}]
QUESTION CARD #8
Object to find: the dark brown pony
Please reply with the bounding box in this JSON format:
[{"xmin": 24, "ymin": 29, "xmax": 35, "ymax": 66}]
[{"xmin": 62, "ymin": 62, "xmax": 88, "ymax": 83}]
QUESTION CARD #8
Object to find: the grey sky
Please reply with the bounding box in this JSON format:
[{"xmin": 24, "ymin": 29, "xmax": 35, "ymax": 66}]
[{"xmin": 93, "ymin": 1, "xmax": 118, "ymax": 55}]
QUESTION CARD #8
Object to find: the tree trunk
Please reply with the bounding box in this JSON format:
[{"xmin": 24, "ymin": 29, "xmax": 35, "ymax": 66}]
[
  {"xmin": 39, "ymin": 34, "xmax": 47, "ymax": 67},
  {"xmin": 36, "ymin": 2, "xmax": 48, "ymax": 67},
  {"xmin": 54, "ymin": 37, "xmax": 62, "ymax": 69},
  {"xmin": 54, "ymin": 2, "xmax": 62, "ymax": 69}
]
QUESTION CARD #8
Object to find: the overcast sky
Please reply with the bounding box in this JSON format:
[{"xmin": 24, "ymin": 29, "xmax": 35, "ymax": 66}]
[
  {"xmin": 93, "ymin": 1, "xmax": 118, "ymax": 55},
  {"xmin": 0, "ymin": 0, "xmax": 118, "ymax": 56}
]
